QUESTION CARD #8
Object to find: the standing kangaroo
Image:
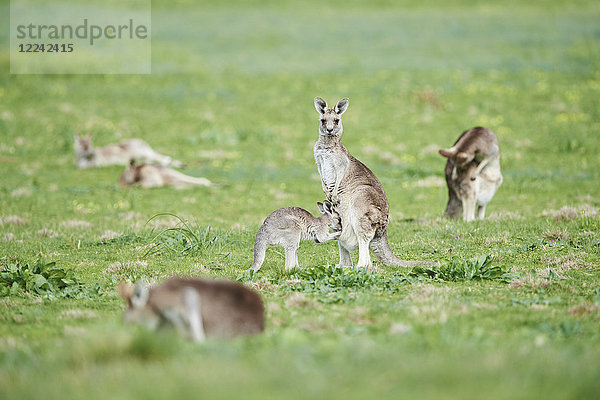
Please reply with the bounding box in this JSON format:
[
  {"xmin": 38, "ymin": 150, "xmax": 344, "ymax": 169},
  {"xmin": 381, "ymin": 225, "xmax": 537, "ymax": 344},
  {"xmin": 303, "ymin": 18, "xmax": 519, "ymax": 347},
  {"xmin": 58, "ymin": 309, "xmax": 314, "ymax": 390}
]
[
  {"xmin": 250, "ymin": 201, "xmax": 342, "ymax": 272},
  {"xmin": 118, "ymin": 278, "xmax": 264, "ymax": 342},
  {"xmin": 313, "ymin": 97, "xmax": 435, "ymax": 270},
  {"xmin": 439, "ymin": 127, "xmax": 503, "ymax": 221},
  {"xmin": 74, "ymin": 134, "xmax": 184, "ymax": 168}
]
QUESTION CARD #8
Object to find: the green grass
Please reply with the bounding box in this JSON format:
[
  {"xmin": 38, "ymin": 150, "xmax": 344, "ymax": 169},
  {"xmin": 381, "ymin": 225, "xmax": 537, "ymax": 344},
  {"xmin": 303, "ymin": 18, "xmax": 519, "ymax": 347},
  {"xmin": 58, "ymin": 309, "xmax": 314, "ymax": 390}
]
[{"xmin": 1, "ymin": 0, "xmax": 599, "ymax": 398}]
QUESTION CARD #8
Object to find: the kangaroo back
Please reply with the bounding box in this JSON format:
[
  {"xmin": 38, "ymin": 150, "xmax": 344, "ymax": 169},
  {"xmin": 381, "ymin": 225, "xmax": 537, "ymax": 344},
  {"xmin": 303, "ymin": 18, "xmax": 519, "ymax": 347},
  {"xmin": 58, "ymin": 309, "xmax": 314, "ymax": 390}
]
[{"xmin": 439, "ymin": 126, "xmax": 499, "ymax": 165}]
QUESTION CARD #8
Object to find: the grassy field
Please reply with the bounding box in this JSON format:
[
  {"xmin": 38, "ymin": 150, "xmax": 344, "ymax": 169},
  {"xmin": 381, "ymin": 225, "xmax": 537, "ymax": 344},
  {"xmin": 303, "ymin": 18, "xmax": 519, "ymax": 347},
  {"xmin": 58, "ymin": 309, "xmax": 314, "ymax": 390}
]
[{"xmin": 1, "ymin": 0, "xmax": 599, "ymax": 398}]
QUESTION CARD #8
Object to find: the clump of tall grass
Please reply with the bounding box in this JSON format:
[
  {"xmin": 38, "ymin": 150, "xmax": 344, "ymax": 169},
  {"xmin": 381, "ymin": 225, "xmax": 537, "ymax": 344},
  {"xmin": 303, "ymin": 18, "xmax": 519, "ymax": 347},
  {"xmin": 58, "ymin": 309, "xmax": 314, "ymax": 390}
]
[
  {"xmin": 141, "ymin": 213, "xmax": 224, "ymax": 258},
  {"xmin": 410, "ymin": 255, "xmax": 512, "ymax": 282}
]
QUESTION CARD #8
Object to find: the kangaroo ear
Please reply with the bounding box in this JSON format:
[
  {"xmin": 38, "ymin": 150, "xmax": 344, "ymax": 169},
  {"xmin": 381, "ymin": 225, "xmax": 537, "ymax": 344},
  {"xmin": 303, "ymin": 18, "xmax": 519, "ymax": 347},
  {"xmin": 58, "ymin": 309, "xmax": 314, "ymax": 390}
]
[
  {"xmin": 117, "ymin": 282, "xmax": 133, "ymax": 302},
  {"xmin": 456, "ymin": 152, "xmax": 473, "ymax": 165},
  {"xmin": 317, "ymin": 201, "xmax": 325, "ymax": 214},
  {"xmin": 322, "ymin": 200, "xmax": 334, "ymax": 214},
  {"xmin": 314, "ymin": 97, "xmax": 328, "ymax": 114},
  {"xmin": 131, "ymin": 282, "xmax": 149, "ymax": 308},
  {"xmin": 438, "ymin": 148, "xmax": 455, "ymax": 158},
  {"xmin": 335, "ymin": 98, "xmax": 349, "ymax": 115}
]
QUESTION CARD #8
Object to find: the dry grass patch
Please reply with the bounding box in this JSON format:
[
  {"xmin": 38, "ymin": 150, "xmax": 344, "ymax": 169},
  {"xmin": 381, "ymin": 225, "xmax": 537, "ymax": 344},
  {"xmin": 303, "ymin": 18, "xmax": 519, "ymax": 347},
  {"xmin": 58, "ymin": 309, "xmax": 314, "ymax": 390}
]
[
  {"xmin": 99, "ymin": 230, "xmax": 122, "ymax": 240},
  {"xmin": 285, "ymin": 292, "xmax": 316, "ymax": 309},
  {"xmin": 347, "ymin": 306, "xmax": 374, "ymax": 325},
  {"xmin": 102, "ymin": 260, "xmax": 149, "ymax": 278},
  {"xmin": 60, "ymin": 309, "xmax": 98, "ymax": 320},
  {"xmin": 36, "ymin": 228, "xmax": 58, "ymax": 238},
  {"xmin": 416, "ymin": 89, "xmax": 443, "ymax": 109},
  {"xmin": 389, "ymin": 322, "xmax": 412, "ymax": 335},
  {"xmin": 379, "ymin": 151, "xmax": 401, "ymax": 165},
  {"xmin": 484, "ymin": 231, "xmax": 510, "ymax": 245},
  {"xmin": 407, "ymin": 284, "xmax": 450, "ymax": 301},
  {"xmin": 118, "ymin": 212, "xmax": 144, "ymax": 221},
  {"xmin": 246, "ymin": 278, "xmax": 279, "ymax": 292},
  {"xmin": 509, "ymin": 274, "xmax": 552, "ymax": 290},
  {"xmin": 60, "ymin": 220, "xmax": 92, "ymax": 229},
  {"xmin": 540, "ymin": 204, "xmax": 598, "ymax": 221},
  {"xmin": 568, "ymin": 302, "xmax": 599, "ymax": 315},
  {"xmin": 543, "ymin": 230, "xmax": 569, "ymax": 241},
  {"xmin": 1, "ymin": 233, "xmax": 17, "ymax": 242},
  {"xmin": 0, "ymin": 215, "xmax": 27, "ymax": 226},
  {"xmin": 64, "ymin": 326, "xmax": 88, "ymax": 336},
  {"xmin": 540, "ymin": 254, "xmax": 595, "ymax": 271},
  {"xmin": 191, "ymin": 264, "xmax": 212, "ymax": 275},
  {"xmin": 487, "ymin": 211, "xmax": 523, "ymax": 220},
  {"xmin": 10, "ymin": 188, "xmax": 31, "ymax": 197}
]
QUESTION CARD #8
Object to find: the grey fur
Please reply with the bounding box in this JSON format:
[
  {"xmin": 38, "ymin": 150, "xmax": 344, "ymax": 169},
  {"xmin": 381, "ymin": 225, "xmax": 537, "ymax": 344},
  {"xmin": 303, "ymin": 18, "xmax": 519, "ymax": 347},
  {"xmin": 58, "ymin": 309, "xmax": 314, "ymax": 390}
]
[
  {"xmin": 74, "ymin": 134, "xmax": 184, "ymax": 168},
  {"xmin": 119, "ymin": 278, "xmax": 264, "ymax": 341},
  {"xmin": 250, "ymin": 201, "xmax": 341, "ymax": 272},
  {"xmin": 313, "ymin": 97, "xmax": 437, "ymax": 269},
  {"xmin": 439, "ymin": 127, "xmax": 503, "ymax": 221},
  {"xmin": 119, "ymin": 160, "xmax": 212, "ymax": 189}
]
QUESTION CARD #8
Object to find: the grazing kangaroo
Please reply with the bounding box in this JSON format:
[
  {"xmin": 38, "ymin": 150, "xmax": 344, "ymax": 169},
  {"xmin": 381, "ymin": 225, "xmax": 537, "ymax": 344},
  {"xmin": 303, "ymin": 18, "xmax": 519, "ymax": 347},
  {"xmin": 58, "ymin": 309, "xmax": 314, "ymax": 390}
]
[
  {"xmin": 74, "ymin": 134, "xmax": 184, "ymax": 168},
  {"xmin": 313, "ymin": 97, "xmax": 436, "ymax": 270},
  {"xmin": 439, "ymin": 127, "xmax": 503, "ymax": 221},
  {"xmin": 119, "ymin": 160, "xmax": 213, "ymax": 189},
  {"xmin": 250, "ymin": 201, "xmax": 342, "ymax": 272},
  {"xmin": 118, "ymin": 278, "xmax": 264, "ymax": 342}
]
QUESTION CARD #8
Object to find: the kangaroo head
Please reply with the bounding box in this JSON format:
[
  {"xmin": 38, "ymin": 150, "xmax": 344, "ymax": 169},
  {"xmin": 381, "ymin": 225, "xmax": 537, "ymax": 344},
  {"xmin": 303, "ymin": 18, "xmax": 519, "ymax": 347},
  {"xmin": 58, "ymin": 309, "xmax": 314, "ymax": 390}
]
[
  {"xmin": 74, "ymin": 133, "xmax": 94, "ymax": 158},
  {"xmin": 314, "ymin": 97, "xmax": 349, "ymax": 138},
  {"xmin": 317, "ymin": 200, "xmax": 342, "ymax": 232},
  {"xmin": 119, "ymin": 160, "xmax": 138, "ymax": 186},
  {"xmin": 118, "ymin": 281, "xmax": 160, "ymax": 330},
  {"xmin": 451, "ymin": 162, "xmax": 479, "ymax": 197}
]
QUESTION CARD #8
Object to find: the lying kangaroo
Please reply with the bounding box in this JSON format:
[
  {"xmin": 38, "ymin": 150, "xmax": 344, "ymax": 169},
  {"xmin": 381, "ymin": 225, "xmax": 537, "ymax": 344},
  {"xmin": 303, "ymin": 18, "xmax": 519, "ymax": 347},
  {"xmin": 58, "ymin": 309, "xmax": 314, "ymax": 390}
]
[
  {"xmin": 250, "ymin": 201, "xmax": 341, "ymax": 272},
  {"xmin": 74, "ymin": 134, "xmax": 184, "ymax": 168},
  {"xmin": 439, "ymin": 127, "xmax": 503, "ymax": 221},
  {"xmin": 119, "ymin": 160, "xmax": 213, "ymax": 189},
  {"xmin": 313, "ymin": 97, "xmax": 436, "ymax": 270},
  {"xmin": 118, "ymin": 278, "xmax": 264, "ymax": 341}
]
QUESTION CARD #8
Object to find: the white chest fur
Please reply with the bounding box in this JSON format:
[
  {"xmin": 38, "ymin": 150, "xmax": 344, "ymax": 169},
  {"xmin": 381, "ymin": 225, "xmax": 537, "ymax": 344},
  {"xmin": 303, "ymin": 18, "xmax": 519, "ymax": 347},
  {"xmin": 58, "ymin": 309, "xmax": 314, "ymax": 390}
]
[{"xmin": 314, "ymin": 146, "xmax": 348, "ymax": 194}]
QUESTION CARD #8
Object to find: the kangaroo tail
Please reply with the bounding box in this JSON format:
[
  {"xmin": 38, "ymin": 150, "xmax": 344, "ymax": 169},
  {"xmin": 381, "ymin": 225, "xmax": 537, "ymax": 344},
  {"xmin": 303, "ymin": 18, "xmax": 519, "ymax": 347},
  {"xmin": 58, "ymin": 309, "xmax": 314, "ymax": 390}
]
[
  {"xmin": 166, "ymin": 169, "xmax": 213, "ymax": 188},
  {"xmin": 250, "ymin": 233, "xmax": 268, "ymax": 272},
  {"xmin": 181, "ymin": 175, "xmax": 212, "ymax": 187},
  {"xmin": 370, "ymin": 231, "xmax": 438, "ymax": 267}
]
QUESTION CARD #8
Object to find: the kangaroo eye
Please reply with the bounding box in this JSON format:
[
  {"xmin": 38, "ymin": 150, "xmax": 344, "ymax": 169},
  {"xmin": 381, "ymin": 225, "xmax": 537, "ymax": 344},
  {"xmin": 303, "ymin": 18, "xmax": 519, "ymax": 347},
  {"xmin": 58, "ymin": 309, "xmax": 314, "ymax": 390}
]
[
  {"xmin": 334, "ymin": 119, "xmax": 340, "ymax": 124},
  {"xmin": 320, "ymin": 119, "xmax": 326, "ymax": 124}
]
